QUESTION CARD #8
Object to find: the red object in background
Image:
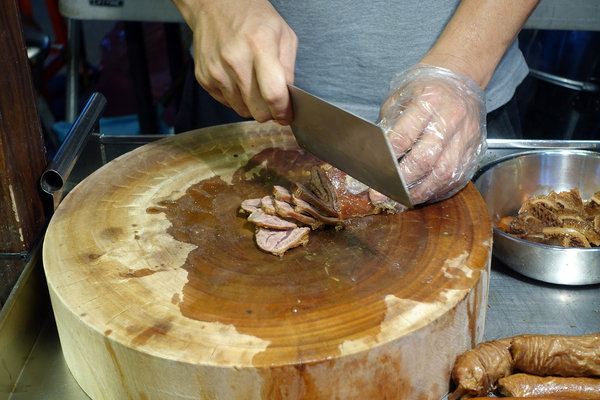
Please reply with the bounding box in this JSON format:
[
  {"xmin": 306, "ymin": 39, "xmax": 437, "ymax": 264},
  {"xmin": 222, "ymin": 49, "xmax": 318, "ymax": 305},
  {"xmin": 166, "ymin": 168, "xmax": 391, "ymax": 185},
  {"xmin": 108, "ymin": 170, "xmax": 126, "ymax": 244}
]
[{"xmin": 19, "ymin": 0, "xmax": 67, "ymax": 83}]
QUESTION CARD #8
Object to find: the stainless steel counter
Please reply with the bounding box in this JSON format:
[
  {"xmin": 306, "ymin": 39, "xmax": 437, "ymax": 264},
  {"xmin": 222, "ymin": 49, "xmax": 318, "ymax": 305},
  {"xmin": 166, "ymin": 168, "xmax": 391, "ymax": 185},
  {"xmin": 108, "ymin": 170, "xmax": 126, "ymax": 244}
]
[{"xmin": 2, "ymin": 136, "xmax": 600, "ymax": 400}]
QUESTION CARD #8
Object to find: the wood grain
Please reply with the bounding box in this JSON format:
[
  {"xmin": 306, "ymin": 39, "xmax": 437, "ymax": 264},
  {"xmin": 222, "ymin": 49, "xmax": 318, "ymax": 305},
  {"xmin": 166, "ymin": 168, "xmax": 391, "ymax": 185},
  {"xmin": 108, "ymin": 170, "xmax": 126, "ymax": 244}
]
[
  {"xmin": 0, "ymin": 0, "xmax": 47, "ymax": 253},
  {"xmin": 43, "ymin": 121, "xmax": 492, "ymax": 400}
]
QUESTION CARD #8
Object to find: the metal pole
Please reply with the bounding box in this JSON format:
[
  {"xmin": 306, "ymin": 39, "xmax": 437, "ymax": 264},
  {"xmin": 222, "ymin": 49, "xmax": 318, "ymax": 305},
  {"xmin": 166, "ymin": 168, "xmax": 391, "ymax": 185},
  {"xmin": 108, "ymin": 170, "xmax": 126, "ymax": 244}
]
[{"xmin": 65, "ymin": 18, "xmax": 81, "ymax": 122}]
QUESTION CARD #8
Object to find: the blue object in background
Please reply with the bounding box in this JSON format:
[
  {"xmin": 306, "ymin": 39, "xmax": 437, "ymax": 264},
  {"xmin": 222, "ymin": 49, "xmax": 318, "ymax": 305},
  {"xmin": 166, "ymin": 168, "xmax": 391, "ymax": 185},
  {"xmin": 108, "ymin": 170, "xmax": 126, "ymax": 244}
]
[{"xmin": 53, "ymin": 108, "xmax": 173, "ymax": 143}]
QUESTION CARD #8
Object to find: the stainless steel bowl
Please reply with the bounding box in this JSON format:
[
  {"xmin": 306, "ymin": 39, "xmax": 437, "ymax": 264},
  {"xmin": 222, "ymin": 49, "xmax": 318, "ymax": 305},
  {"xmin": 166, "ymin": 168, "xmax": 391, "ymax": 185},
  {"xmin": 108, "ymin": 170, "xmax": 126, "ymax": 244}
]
[{"xmin": 474, "ymin": 150, "xmax": 600, "ymax": 285}]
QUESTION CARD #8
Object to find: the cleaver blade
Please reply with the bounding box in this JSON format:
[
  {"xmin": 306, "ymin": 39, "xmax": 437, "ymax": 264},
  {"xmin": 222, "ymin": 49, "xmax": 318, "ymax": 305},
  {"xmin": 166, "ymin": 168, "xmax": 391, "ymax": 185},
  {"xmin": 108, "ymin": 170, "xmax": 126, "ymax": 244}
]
[{"xmin": 288, "ymin": 84, "xmax": 412, "ymax": 208}]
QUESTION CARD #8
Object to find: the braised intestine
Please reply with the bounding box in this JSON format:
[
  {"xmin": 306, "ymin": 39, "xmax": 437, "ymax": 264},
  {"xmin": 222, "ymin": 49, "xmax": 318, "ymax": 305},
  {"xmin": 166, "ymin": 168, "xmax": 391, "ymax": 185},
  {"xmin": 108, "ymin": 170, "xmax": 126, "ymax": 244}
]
[{"xmin": 497, "ymin": 189, "xmax": 600, "ymax": 248}]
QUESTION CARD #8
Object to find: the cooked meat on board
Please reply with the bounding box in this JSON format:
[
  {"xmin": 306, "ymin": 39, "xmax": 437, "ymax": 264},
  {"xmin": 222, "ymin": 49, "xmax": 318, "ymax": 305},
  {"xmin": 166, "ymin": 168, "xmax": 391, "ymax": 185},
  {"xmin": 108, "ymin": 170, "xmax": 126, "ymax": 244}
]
[
  {"xmin": 449, "ymin": 333, "xmax": 600, "ymax": 399},
  {"xmin": 498, "ymin": 189, "xmax": 600, "ymax": 248},
  {"xmin": 240, "ymin": 162, "xmax": 405, "ymax": 257}
]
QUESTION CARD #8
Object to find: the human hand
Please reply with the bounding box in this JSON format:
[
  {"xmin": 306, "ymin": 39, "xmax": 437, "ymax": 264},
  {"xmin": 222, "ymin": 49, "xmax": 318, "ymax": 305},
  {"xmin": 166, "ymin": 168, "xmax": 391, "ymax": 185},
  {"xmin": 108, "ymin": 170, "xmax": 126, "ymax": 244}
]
[
  {"xmin": 378, "ymin": 64, "xmax": 487, "ymax": 205},
  {"xmin": 175, "ymin": 0, "xmax": 297, "ymax": 124}
]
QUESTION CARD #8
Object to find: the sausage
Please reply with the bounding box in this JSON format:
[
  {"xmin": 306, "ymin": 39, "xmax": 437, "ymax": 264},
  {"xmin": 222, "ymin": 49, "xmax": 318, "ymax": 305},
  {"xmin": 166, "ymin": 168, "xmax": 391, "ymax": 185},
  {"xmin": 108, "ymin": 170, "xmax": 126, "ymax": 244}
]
[
  {"xmin": 498, "ymin": 373, "xmax": 600, "ymax": 399},
  {"xmin": 470, "ymin": 397, "xmax": 582, "ymax": 400},
  {"xmin": 510, "ymin": 333, "xmax": 600, "ymax": 377},
  {"xmin": 449, "ymin": 338, "xmax": 514, "ymax": 400},
  {"xmin": 470, "ymin": 397, "xmax": 583, "ymax": 400}
]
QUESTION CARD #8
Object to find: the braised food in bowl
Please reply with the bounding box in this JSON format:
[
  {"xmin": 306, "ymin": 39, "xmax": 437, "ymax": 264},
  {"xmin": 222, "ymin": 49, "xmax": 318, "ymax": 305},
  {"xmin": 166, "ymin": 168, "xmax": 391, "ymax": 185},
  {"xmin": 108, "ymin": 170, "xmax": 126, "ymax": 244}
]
[{"xmin": 474, "ymin": 150, "xmax": 600, "ymax": 285}]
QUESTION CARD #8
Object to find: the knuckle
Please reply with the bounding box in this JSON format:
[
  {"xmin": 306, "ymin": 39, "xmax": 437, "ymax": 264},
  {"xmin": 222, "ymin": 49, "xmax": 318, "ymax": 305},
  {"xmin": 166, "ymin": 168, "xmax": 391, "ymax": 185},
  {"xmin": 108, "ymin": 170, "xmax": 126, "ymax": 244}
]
[{"xmin": 246, "ymin": 25, "xmax": 276, "ymax": 50}]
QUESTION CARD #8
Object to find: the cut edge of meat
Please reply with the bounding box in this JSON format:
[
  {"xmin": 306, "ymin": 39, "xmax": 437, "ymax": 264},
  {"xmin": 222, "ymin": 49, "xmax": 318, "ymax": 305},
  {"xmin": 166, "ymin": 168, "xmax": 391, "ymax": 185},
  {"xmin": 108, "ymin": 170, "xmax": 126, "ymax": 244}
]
[
  {"xmin": 260, "ymin": 195, "xmax": 277, "ymax": 215},
  {"xmin": 255, "ymin": 226, "xmax": 310, "ymax": 257},
  {"xmin": 272, "ymin": 199, "xmax": 322, "ymax": 229},
  {"xmin": 248, "ymin": 209, "xmax": 298, "ymax": 230},
  {"xmin": 291, "ymin": 182, "xmax": 340, "ymax": 217},
  {"xmin": 239, "ymin": 198, "xmax": 262, "ymax": 214},
  {"xmin": 292, "ymin": 194, "xmax": 344, "ymax": 227},
  {"xmin": 273, "ymin": 185, "xmax": 293, "ymax": 203}
]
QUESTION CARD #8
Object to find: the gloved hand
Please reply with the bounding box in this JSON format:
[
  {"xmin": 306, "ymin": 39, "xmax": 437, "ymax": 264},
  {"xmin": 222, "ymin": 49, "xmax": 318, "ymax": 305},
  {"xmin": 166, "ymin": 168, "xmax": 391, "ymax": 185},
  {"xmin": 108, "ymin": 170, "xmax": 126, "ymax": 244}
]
[
  {"xmin": 378, "ymin": 63, "xmax": 487, "ymax": 205},
  {"xmin": 174, "ymin": 0, "xmax": 297, "ymax": 125}
]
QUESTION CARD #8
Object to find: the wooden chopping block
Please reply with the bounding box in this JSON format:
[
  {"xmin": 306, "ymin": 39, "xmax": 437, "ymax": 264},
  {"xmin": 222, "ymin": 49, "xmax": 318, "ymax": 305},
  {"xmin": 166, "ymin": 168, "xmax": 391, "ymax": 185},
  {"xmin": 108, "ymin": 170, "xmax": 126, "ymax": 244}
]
[{"xmin": 42, "ymin": 121, "xmax": 492, "ymax": 400}]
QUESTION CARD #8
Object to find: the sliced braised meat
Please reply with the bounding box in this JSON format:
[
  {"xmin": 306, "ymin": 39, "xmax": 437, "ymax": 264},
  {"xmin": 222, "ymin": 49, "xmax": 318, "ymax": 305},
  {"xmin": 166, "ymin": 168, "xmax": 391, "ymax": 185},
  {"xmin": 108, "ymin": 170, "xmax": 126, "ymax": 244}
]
[
  {"xmin": 240, "ymin": 162, "xmax": 413, "ymax": 257},
  {"xmin": 255, "ymin": 226, "xmax": 310, "ymax": 257},
  {"xmin": 260, "ymin": 196, "xmax": 277, "ymax": 215},
  {"xmin": 291, "ymin": 182, "xmax": 340, "ymax": 217},
  {"xmin": 498, "ymin": 189, "xmax": 600, "ymax": 248},
  {"xmin": 272, "ymin": 199, "xmax": 321, "ymax": 229},
  {"xmin": 248, "ymin": 210, "xmax": 298, "ymax": 230},
  {"xmin": 309, "ymin": 163, "xmax": 380, "ymax": 219},
  {"xmin": 239, "ymin": 198, "xmax": 261, "ymax": 214},
  {"xmin": 554, "ymin": 188, "xmax": 585, "ymax": 211},
  {"xmin": 273, "ymin": 185, "xmax": 293, "ymax": 203},
  {"xmin": 369, "ymin": 189, "xmax": 407, "ymax": 214},
  {"xmin": 292, "ymin": 195, "xmax": 344, "ymax": 227}
]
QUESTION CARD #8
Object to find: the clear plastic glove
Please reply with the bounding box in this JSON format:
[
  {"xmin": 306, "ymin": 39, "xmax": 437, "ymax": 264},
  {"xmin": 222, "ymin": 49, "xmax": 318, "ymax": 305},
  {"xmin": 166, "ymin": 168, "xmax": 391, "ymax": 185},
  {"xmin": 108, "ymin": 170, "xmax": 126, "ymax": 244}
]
[
  {"xmin": 378, "ymin": 63, "xmax": 487, "ymax": 205},
  {"xmin": 176, "ymin": 0, "xmax": 297, "ymax": 124}
]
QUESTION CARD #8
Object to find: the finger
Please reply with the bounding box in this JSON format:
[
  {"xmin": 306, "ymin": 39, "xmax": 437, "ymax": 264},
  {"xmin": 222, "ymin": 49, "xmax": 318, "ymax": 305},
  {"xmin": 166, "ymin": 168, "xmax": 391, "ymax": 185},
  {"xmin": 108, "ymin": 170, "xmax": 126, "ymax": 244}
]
[
  {"xmin": 407, "ymin": 134, "xmax": 461, "ymax": 204},
  {"xmin": 195, "ymin": 58, "xmax": 252, "ymax": 118},
  {"xmin": 385, "ymin": 102, "xmax": 430, "ymax": 158},
  {"xmin": 252, "ymin": 29, "xmax": 297, "ymax": 124},
  {"xmin": 398, "ymin": 121, "xmax": 445, "ymax": 188},
  {"xmin": 216, "ymin": 76, "xmax": 253, "ymax": 118},
  {"xmin": 254, "ymin": 52, "xmax": 292, "ymax": 124},
  {"xmin": 409, "ymin": 118, "xmax": 483, "ymax": 204},
  {"xmin": 280, "ymin": 29, "xmax": 297, "ymax": 84},
  {"xmin": 399, "ymin": 93, "xmax": 471, "ymax": 187},
  {"xmin": 383, "ymin": 83, "xmax": 444, "ymax": 158}
]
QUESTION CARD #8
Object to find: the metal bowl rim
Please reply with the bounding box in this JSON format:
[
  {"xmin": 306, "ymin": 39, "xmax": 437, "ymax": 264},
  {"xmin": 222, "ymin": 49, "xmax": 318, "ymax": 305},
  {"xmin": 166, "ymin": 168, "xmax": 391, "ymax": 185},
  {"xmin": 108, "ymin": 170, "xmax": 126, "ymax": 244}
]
[
  {"xmin": 493, "ymin": 227, "xmax": 600, "ymax": 253},
  {"xmin": 473, "ymin": 148, "xmax": 600, "ymax": 182}
]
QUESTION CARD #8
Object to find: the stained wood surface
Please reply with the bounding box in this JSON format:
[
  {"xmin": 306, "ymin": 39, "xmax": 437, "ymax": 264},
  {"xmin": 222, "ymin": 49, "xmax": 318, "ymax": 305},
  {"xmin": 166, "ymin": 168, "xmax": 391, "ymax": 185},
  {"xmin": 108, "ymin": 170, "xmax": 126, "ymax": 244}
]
[
  {"xmin": 43, "ymin": 121, "xmax": 492, "ymax": 400},
  {"xmin": 0, "ymin": 0, "xmax": 47, "ymax": 253}
]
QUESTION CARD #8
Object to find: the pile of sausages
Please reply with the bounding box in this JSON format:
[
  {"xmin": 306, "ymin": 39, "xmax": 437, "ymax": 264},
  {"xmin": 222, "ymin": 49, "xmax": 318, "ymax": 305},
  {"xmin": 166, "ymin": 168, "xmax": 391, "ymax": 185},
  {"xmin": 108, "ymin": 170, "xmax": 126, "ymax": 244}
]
[{"xmin": 450, "ymin": 333, "xmax": 600, "ymax": 399}]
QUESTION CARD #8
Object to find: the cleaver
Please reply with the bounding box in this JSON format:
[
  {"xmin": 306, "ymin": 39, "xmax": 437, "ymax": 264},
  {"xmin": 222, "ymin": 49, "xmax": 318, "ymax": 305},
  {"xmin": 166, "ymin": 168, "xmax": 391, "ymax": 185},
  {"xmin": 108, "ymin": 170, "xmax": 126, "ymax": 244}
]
[{"xmin": 288, "ymin": 84, "xmax": 412, "ymax": 208}]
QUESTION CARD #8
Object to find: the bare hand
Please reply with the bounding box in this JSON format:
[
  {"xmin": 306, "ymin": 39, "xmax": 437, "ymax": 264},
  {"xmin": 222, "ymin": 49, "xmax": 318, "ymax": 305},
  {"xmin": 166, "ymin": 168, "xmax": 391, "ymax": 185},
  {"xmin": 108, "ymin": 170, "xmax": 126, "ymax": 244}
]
[
  {"xmin": 176, "ymin": 0, "xmax": 298, "ymax": 124},
  {"xmin": 378, "ymin": 64, "xmax": 486, "ymax": 205}
]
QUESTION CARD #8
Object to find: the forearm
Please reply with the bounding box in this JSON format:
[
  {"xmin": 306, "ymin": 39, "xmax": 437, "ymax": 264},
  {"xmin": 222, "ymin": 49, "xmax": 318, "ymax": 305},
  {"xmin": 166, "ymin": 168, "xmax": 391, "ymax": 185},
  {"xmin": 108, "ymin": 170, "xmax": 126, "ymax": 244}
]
[{"xmin": 421, "ymin": 0, "xmax": 539, "ymax": 89}]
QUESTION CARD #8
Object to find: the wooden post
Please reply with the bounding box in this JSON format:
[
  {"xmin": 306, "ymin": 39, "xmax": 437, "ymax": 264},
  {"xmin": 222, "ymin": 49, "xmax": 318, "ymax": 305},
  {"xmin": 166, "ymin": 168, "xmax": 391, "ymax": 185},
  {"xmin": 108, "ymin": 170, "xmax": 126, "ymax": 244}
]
[{"xmin": 0, "ymin": 0, "xmax": 47, "ymax": 253}]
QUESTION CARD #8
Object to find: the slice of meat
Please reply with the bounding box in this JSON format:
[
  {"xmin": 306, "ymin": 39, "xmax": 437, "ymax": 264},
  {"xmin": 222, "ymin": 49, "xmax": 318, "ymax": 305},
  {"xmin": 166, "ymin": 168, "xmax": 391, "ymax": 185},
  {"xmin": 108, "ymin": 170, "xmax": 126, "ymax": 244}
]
[
  {"xmin": 543, "ymin": 227, "xmax": 592, "ymax": 248},
  {"xmin": 272, "ymin": 199, "xmax": 322, "ymax": 229},
  {"xmin": 239, "ymin": 198, "xmax": 262, "ymax": 214},
  {"xmin": 291, "ymin": 182, "xmax": 340, "ymax": 217},
  {"xmin": 248, "ymin": 210, "xmax": 298, "ymax": 230},
  {"xmin": 292, "ymin": 194, "xmax": 344, "ymax": 227},
  {"xmin": 260, "ymin": 196, "xmax": 277, "ymax": 215},
  {"xmin": 273, "ymin": 185, "xmax": 293, "ymax": 203},
  {"xmin": 510, "ymin": 333, "xmax": 600, "ymax": 377},
  {"xmin": 309, "ymin": 163, "xmax": 380, "ymax": 219},
  {"xmin": 553, "ymin": 188, "xmax": 585, "ymax": 212},
  {"xmin": 368, "ymin": 189, "xmax": 406, "ymax": 214},
  {"xmin": 498, "ymin": 373, "xmax": 600, "ymax": 398},
  {"xmin": 255, "ymin": 226, "xmax": 310, "ymax": 256},
  {"xmin": 586, "ymin": 191, "xmax": 600, "ymax": 216},
  {"xmin": 449, "ymin": 338, "xmax": 514, "ymax": 400}
]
